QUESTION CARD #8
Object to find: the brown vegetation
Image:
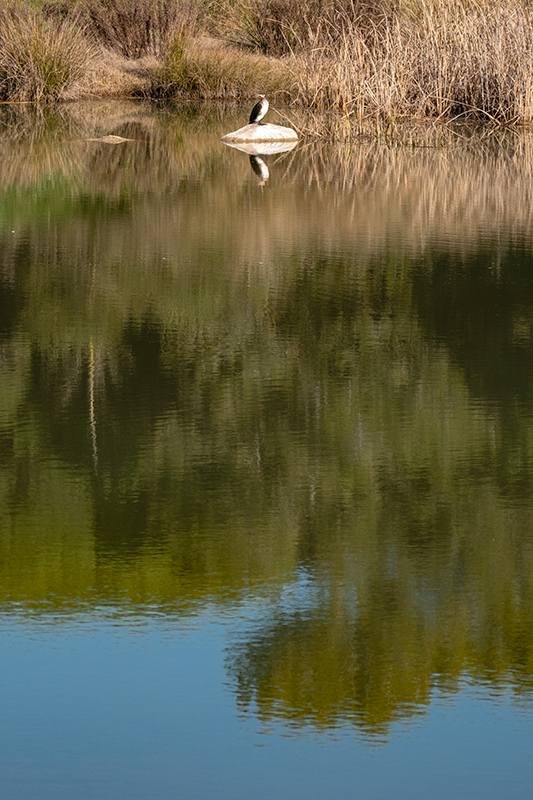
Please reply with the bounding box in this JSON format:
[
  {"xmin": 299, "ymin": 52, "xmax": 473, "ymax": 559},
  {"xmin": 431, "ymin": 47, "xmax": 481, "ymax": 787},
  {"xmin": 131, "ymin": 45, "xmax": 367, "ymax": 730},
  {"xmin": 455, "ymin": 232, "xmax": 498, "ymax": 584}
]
[
  {"xmin": 212, "ymin": 0, "xmax": 395, "ymax": 56},
  {"xmin": 288, "ymin": 0, "xmax": 533, "ymax": 124},
  {"xmin": 149, "ymin": 36, "xmax": 288, "ymax": 99},
  {"xmin": 150, "ymin": 0, "xmax": 533, "ymax": 124},
  {"xmin": 82, "ymin": 0, "xmax": 205, "ymax": 58},
  {"xmin": 2, "ymin": 0, "xmax": 533, "ymax": 129}
]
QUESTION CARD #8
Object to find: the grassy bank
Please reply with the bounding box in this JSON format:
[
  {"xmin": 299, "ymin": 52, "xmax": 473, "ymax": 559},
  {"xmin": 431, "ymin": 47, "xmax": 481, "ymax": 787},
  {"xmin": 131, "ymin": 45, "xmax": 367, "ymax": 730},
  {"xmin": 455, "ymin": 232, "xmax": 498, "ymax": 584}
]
[{"xmin": 2, "ymin": 0, "xmax": 533, "ymax": 128}]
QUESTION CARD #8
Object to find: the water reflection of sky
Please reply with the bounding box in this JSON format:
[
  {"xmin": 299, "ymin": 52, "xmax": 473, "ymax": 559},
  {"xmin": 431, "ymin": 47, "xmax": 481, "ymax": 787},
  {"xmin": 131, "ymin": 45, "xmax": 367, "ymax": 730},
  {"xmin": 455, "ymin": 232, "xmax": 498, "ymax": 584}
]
[{"xmin": 1, "ymin": 616, "xmax": 532, "ymax": 800}]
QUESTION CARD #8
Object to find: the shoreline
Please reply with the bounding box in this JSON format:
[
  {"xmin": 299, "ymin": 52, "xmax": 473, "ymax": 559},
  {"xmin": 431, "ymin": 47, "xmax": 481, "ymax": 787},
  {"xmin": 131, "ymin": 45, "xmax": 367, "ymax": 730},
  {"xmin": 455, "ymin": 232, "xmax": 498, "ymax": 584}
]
[{"xmin": 3, "ymin": 1, "xmax": 533, "ymax": 128}]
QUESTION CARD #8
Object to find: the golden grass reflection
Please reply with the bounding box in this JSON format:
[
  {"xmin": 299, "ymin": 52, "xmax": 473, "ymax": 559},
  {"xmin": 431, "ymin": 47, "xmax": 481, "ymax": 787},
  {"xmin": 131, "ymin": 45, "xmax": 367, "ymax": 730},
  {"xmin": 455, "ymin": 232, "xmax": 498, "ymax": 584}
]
[{"xmin": 1, "ymin": 104, "xmax": 533, "ymax": 262}]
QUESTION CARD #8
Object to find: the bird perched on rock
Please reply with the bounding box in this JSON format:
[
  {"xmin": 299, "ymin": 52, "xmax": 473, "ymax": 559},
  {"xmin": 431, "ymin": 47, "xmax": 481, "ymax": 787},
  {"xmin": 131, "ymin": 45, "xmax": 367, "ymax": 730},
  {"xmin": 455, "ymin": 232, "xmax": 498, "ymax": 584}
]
[{"xmin": 249, "ymin": 94, "xmax": 269, "ymax": 124}]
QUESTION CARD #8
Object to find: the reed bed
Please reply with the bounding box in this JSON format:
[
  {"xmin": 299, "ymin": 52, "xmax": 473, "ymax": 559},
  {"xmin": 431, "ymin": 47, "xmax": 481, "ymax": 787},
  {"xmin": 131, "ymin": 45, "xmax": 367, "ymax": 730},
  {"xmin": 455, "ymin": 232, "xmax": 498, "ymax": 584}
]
[
  {"xmin": 285, "ymin": 0, "xmax": 533, "ymax": 124},
  {"xmin": 146, "ymin": 0, "xmax": 533, "ymax": 125},
  {"xmin": 210, "ymin": 0, "xmax": 394, "ymax": 56}
]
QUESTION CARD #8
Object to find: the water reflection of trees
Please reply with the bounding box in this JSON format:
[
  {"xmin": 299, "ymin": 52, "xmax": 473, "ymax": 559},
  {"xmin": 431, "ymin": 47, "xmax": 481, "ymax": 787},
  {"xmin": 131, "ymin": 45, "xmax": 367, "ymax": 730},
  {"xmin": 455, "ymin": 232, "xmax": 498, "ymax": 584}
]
[{"xmin": 1, "ymin": 105, "xmax": 533, "ymax": 734}]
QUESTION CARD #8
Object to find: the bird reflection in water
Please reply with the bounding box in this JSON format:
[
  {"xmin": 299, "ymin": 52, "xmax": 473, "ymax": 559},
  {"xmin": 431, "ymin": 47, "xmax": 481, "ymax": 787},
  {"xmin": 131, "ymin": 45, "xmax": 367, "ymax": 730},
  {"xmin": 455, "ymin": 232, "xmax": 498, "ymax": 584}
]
[{"xmin": 249, "ymin": 155, "xmax": 269, "ymax": 187}]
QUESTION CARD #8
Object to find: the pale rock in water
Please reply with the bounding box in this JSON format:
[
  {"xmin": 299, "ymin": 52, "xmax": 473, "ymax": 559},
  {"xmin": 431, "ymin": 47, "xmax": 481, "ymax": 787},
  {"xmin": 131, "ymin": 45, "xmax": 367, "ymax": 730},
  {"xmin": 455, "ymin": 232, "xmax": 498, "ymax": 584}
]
[{"xmin": 221, "ymin": 123, "xmax": 298, "ymax": 144}]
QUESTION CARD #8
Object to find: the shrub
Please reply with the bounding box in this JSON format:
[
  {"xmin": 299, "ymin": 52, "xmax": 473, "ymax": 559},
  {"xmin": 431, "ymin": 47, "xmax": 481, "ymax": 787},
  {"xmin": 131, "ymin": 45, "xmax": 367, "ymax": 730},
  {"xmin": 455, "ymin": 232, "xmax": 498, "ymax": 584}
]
[{"xmin": 83, "ymin": 0, "xmax": 206, "ymax": 59}]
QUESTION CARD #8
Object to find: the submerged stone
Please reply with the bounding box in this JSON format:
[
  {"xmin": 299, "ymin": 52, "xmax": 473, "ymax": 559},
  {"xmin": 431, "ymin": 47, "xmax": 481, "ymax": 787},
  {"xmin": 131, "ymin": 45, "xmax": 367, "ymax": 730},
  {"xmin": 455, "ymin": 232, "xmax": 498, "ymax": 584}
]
[{"xmin": 85, "ymin": 135, "xmax": 135, "ymax": 143}]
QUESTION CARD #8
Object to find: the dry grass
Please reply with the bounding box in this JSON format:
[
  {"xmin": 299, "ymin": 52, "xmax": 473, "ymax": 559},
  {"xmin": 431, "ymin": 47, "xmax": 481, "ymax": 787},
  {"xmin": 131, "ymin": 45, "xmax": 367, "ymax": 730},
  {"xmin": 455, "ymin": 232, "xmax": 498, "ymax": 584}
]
[
  {"xmin": 0, "ymin": 4, "xmax": 95, "ymax": 101},
  {"xmin": 150, "ymin": 36, "xmax": 289, "ymax": 99},
  {"xmin": 147, "ymin": 0, "xmax": 533, "ymax": 125},
  {"xmin": 76, "ymin": 50, "xmax": 159, "ymax": 98}
]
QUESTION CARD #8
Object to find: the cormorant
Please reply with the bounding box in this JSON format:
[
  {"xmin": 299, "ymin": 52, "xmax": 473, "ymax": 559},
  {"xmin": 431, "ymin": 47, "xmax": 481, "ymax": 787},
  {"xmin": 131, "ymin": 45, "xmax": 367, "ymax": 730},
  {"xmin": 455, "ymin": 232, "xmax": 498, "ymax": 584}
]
[{"xmin": 249, "ymin": 94, "xmax": 269, "ymax": 124}]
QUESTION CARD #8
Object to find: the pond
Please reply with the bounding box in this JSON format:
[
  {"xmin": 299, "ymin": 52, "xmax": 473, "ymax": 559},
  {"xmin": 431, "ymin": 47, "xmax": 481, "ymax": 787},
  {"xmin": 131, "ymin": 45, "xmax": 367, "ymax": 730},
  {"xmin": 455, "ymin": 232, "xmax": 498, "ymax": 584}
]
[{"xmin": 1, "ymin": 101, "xmax": 533, "ymax": 799}]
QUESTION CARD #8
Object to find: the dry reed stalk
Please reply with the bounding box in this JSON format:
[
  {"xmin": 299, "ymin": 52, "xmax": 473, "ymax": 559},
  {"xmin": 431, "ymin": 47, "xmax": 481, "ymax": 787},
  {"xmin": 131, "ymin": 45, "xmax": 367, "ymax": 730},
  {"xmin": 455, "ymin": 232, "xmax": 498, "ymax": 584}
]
[{"xmin": 289, "ymin": 0, "xmax": 533, "ymax": 126}]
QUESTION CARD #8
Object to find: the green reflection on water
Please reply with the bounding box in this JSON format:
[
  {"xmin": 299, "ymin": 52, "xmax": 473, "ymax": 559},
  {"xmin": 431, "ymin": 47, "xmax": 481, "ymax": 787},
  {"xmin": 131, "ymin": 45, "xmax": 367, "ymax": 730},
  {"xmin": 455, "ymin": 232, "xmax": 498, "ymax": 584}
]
[{"xmin": 1, "ymin": 102, "xmax": 533, "ymax": 736}]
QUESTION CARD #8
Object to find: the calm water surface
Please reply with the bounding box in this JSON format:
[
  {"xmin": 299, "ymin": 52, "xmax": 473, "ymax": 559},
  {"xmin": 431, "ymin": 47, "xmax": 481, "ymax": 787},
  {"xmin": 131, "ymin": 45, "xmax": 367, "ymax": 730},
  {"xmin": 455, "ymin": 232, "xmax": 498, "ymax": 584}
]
[{"xmin": 1, "ymin": 102, "xmax": 533, "ymax": 798}]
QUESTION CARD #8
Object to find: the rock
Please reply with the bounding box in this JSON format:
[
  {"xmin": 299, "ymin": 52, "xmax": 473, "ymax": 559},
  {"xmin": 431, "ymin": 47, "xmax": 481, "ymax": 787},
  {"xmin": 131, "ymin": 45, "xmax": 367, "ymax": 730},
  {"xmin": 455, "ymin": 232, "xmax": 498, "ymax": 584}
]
[{"xmin": 221, "ymin": 122, "xmax": 298, "ymax": 144}]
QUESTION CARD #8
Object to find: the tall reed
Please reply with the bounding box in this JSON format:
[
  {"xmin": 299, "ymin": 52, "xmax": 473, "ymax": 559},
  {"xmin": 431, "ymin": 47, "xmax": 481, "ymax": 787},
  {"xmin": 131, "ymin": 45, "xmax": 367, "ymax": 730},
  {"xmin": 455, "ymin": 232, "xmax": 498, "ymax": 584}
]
[
  {"xmin": 212, "ymin": 0, "xmax": 396, "ymax": 56},
  {"xmin": 289, "ymin": 0, "xmax": 533, "ymax": 124}
]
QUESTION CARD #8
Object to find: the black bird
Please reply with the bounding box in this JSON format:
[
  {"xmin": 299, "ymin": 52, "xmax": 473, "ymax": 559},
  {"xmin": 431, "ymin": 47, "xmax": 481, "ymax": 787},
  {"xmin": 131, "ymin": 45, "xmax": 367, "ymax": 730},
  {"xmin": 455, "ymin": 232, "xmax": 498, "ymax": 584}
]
[{"xmin": 249, "ymin": 94, "xmax": 269, "ymax": 124}]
